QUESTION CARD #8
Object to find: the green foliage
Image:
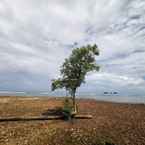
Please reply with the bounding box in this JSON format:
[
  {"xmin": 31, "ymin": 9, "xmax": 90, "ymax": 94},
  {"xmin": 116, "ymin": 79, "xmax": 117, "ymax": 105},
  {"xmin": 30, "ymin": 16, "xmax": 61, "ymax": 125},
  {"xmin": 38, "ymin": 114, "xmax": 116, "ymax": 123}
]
[
  {"xmin": 51, "ymin": 44, "xmax": 100, "ymax": 95},
  {"xmin": 51, "ymin": 79, "xmax": 64, "ymax": 91},
  {"xmin": 63, "ymin": 98, "xmax": 73, "ymax": 110},
  {"xmin": 62, "ymin": 98, "xmax": 74, "ymax": 120}
]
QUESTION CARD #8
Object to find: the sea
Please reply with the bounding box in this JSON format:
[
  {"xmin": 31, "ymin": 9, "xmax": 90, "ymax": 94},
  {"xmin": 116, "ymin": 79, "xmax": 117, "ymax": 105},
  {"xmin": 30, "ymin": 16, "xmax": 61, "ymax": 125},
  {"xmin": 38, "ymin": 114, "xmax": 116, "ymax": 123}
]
[{"xmin": 0, "ymin": 91, "xmax": 145, "ymax": 104}]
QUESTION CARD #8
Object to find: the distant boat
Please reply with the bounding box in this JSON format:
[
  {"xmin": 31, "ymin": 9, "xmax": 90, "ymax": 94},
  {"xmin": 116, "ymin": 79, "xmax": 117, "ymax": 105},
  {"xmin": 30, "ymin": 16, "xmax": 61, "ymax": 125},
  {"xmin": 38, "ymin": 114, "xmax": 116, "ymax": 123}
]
[
  {"xmin": 104, "ymin": 92, "xmax": 108, "ymax": 94},
  {"xmin": 104, "ymin": 92, "xmax": 118, "ymax": 95}
]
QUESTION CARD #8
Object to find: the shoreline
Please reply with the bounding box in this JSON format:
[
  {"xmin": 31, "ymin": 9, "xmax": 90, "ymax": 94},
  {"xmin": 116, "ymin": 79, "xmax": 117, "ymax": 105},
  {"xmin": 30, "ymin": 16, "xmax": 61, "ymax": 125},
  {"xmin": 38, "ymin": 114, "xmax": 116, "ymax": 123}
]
[{"xmin": 0, "ymin": 95, "xmax": 145, "ymax": 105}]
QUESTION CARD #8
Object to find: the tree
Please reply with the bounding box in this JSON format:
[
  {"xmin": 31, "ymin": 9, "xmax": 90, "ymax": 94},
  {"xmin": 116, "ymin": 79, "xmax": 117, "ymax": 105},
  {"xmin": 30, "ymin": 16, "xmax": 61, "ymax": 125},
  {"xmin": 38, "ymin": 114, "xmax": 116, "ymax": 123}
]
[{"xmin": 51, "ymin": 44, "xmax": 100, "ymax": 114}]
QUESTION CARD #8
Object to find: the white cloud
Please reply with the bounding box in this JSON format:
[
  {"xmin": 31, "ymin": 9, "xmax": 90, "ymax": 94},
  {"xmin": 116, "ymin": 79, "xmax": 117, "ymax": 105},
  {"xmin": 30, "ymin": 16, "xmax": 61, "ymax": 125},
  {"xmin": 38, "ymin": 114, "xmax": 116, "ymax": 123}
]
[
  {"xmin": 87, "ymin": 72, "xmax": 145, "ymax": 87},
  {"xmin": 0, "ymin": 0, "xmax": 145, "ymax": 98}
]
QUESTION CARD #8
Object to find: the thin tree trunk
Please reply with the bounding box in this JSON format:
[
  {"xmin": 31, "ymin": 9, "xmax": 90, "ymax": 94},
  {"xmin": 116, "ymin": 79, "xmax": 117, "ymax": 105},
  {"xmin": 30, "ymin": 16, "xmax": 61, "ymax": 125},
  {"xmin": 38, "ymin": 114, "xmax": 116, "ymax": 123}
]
[{"xmin": 72, "ymin": 89, "xmax": 77, "ymax": 114}]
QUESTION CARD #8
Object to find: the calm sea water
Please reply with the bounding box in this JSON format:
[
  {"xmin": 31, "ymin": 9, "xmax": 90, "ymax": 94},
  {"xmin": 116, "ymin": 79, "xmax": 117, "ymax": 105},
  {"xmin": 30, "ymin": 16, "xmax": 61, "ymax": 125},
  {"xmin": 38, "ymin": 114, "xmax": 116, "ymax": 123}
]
[{"xmin": 0, "ymin": 91, "xmax": 145, "ymax": 104}]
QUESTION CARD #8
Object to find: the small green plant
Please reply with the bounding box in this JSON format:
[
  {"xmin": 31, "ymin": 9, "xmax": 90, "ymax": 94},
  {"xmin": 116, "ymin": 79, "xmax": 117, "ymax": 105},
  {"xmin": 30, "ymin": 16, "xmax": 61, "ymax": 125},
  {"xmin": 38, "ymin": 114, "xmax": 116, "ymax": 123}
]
[{"xmin": 62, "ymin": 98, "xmax": 74, "ymax": 120}]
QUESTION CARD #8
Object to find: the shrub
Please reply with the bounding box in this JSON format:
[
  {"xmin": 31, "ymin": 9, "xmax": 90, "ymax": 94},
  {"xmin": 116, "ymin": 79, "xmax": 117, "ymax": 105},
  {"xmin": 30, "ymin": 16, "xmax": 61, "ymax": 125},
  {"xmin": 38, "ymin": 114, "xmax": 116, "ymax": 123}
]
[{"xmin": 62, "ymin": 98, "xmax": 74, "ymax": 120}]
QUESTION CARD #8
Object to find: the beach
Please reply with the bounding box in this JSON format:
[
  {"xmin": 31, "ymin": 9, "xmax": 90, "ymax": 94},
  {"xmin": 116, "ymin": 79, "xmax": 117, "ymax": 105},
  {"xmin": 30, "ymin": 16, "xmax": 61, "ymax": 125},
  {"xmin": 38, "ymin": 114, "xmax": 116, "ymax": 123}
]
[{"xmin": 0, "ymin": 96, "xmax": 145, "ymax": 145}]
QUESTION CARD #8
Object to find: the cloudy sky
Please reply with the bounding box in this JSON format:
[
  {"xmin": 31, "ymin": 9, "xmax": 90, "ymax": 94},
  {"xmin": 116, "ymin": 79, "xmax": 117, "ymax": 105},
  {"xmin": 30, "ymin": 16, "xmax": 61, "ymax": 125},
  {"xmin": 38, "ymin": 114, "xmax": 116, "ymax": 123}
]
[{"xmin": 0, "ymin": 0, "xmax": 145, "ymax": 97}]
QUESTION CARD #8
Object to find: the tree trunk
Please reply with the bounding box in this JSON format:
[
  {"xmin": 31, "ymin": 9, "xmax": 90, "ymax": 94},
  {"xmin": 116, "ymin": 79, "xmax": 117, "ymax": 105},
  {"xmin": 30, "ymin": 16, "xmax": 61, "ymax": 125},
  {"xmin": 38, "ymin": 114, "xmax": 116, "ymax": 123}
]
[{"xmin": 72, "ymin": 89, "xmax": 77, "ymax": 115}]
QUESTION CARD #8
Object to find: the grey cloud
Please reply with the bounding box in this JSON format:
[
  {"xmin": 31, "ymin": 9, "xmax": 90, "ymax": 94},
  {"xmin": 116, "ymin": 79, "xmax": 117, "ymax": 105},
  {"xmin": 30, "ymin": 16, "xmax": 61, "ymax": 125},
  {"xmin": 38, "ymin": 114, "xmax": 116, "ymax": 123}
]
[{"xmin": 0, "ymin": 0, "xmax": 145, "ymax": 98}]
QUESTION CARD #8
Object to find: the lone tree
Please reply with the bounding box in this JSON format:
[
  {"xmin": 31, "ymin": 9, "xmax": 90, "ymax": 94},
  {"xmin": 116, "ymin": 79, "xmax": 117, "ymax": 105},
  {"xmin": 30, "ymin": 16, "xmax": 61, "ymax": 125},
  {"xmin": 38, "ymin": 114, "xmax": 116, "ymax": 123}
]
[{"xmin": 51, "ymin": 44, "xmax": 100, "ymax": 114}]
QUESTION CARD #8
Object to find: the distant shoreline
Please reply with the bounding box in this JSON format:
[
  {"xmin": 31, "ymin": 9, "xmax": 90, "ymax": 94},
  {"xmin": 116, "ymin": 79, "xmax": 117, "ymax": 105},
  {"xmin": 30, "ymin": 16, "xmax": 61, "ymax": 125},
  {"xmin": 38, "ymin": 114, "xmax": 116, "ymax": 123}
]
[{"xmin": 0, "ymin": 95, "xmax": 145, "ymax": 105}]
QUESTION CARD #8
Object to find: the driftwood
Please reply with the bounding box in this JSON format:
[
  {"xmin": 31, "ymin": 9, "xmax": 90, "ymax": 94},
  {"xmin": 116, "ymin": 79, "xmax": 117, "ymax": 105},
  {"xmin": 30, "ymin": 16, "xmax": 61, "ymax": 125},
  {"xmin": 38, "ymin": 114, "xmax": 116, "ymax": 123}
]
[
  {"xmin": 0, "ymin": 114, "xmax": 92, "ymax": 122},
  {"xmin": 75, "ymin": 114, "xmax": 92, "ymax": 119},
  {"xmin": 0, "ymin": 116, "xmax": 63, "ymax": 122}
]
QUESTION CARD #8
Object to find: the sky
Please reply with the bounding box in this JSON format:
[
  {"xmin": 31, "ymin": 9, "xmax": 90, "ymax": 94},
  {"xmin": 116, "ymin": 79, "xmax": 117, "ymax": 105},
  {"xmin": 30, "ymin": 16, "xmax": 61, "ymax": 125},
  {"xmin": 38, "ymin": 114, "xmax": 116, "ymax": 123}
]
[{"xmin": 0, "ymin": 0, "xmax": 145, "ymax": 97}]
